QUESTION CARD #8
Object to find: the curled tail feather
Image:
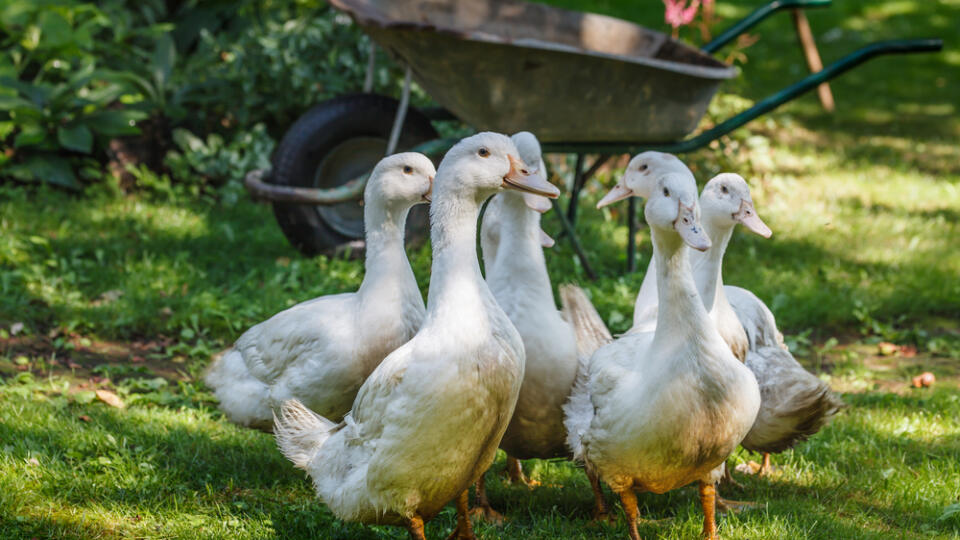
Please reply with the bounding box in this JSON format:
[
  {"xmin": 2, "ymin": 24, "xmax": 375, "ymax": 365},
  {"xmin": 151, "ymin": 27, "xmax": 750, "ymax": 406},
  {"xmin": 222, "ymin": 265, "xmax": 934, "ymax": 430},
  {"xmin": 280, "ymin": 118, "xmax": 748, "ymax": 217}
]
[
  {"xmin": 560, "ymin": 284, "xmax": 613, "ymax": 359},
  {"xmin": 559, "ymin": 284, "xmax": 612, "ymax": 462},
  {"xmin": 274, "ymin": 399, "xmax": 339, "ymax": 470}
]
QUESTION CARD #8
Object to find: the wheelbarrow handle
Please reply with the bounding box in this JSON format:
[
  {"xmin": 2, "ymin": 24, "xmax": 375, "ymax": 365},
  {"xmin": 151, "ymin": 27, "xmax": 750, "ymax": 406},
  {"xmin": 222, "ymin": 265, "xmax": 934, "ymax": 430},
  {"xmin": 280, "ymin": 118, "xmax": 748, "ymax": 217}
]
[
  {"xmin": 244, "ymin": 168, "xmax": 370, "ymax": 205},
  {"xmin": 242, "ymin": 138, "xmax": 460, "ymax": 206},
  {"xmin": 702, "ymin": 0, "xmax": 832, "ymax": 54},
  {"xmin": 686, "ymin": 38, "xmax": 944, "ymax": 148}
]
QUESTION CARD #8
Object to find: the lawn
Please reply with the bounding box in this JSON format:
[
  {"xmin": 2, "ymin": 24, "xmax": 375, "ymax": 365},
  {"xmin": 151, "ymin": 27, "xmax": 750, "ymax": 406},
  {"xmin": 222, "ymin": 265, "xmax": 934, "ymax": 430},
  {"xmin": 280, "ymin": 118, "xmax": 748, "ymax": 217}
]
[{"xmin": 1, "ymin": 0, "xmax": 959, "ymax": 538}]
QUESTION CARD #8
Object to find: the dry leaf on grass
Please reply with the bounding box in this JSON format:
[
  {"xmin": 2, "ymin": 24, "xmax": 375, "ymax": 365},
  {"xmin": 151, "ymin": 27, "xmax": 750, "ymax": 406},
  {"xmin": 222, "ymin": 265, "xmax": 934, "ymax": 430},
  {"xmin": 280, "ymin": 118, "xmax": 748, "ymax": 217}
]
[{"xmin": 96, "ymin": 389, "xmax": 125, "ymax": 408}]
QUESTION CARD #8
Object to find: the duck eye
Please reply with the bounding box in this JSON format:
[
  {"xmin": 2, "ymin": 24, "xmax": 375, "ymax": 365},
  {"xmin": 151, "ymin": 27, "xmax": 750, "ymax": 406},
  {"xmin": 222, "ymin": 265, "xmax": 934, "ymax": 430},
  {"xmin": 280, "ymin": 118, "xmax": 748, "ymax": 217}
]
[
  {"xmin": 720, "ymin": 185, "xmax": 728, "ymax": 194},
  {"xmin": 663, "ymin": 187, "xmax": 670, "ymax": 197},
  {"xmin": 478, "ymin": 148, "xmax": 490, "ymax": 157},
  {"xmin": 403, "ymin": 166, "xmax": 413, "ymax": 174},
  {"xmin": 639, "ymin": 164, "xmax": 648, "ymax": 172}
]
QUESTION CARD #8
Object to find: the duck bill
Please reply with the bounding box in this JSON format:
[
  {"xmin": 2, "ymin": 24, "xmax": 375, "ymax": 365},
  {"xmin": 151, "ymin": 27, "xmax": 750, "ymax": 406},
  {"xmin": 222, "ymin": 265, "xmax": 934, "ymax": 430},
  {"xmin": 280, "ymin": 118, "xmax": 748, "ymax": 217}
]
[
  {"xmin": 733, "ymin": 199, "xmax": 771, "ymax": 238},
  {"xmin": 596, "ymin": 183, "xmax": 633, "ymax": 209},
  {"xmin": 503, "ymin": 155, "xmax": 560, "ymax": 198},
  {"xmin": 539, "ymin": 227, "xmax": 555, "ymax": 248},
  {"xmin": 523, "ymin": 192, "xmax": 552, "ymax": 213},
  {"xmin": 421, "ymin": 176, "xmax": 434, "ymax": 203},
  {"xmin": 675, "ymin": 203, "xmax": 711, "ymax": 251}
]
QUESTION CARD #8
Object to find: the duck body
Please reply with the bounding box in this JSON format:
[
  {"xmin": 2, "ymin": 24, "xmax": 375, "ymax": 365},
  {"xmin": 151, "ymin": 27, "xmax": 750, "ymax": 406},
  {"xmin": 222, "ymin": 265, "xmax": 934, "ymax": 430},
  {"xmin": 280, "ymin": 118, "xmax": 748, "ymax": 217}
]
[
  {"xmin": 577, "ymin": 246, "xmax": 759, "ymax": 494},
  {"xmin": 482, "ymin": 191, "xmax": 577, "ymax": 459},
  {"xmin": 293, "ymin": 288, "xmax": 524, "ymax": 524},
  {"xmin": 206, "ymin": 153, "xmax": 433, "ymax": 430},
  {"xmin": 210, "ymin": 282, "xmax": 423, "ymax": 429}
]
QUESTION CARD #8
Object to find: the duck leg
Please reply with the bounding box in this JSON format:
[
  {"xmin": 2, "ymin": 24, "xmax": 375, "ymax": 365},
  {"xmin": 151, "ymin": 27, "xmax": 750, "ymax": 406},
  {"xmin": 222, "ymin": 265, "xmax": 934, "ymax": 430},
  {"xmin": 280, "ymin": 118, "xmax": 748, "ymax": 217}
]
[
  {"xmin": 469, "ymin": 474, "xmax": 505, "ymax": 523},
  {"xmin": 699, "ymin": 481, "xmax": 719, "ymax": 540},
  {"xmin": 407, "ymin": 514, "xmax": 427, "ymax": 540},
  {"xmin": 758, "ymin": 452, "xmax": 773, "ymax": 476},
  {"xmin": 738, "ymin": 452, "xmax": 777, "ymax": 477},
  {"xmin": 506, "ymin": 455, "xmax": 540, "ymax": 488},
  {"xmin": 720, "ymin": 461, "xmax": 744, "ymax": 490},
  {"xmin": 716, "ymin": 463, "xmax": 759, "ymax": 514},
  {"xmin": 587, "ymin": 467, "xmax": 613, "ymax": 523},
  {"xmin": 617, "ymin": 487, "xmax": 641, "ymax": 540},
  {"xmin": 445, "ymin": 490, "xmax": 477, "ymax": 540}
]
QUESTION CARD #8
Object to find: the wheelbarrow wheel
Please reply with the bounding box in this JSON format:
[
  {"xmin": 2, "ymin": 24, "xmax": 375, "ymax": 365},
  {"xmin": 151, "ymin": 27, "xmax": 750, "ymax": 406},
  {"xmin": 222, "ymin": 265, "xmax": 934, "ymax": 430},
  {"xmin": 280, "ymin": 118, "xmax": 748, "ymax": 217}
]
[{"xmin": 270, "ymin": 93, "xmax": 438, "ymax": 256}]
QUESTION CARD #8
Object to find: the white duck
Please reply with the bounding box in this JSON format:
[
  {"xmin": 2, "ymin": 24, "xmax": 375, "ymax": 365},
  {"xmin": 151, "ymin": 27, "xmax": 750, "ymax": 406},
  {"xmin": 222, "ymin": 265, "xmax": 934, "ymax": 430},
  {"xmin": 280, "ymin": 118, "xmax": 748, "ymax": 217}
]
[
  {"xmin": 204, "ymin": 152, "xmax": 435, "ymax": 430},
  {"xmin": 562, "ymin": 172, "xmax": 760, "ymax": 540},
  {"xmin": 473, "ymin": 132, "xmax": 578, "ymax": 511},
  {"xmin": 273, "ymin": 132, "xmax": 560, "ymax": 540},
  {"xmin": 633, "ymin": 174, "xmax": 843, "ymax": 476}
]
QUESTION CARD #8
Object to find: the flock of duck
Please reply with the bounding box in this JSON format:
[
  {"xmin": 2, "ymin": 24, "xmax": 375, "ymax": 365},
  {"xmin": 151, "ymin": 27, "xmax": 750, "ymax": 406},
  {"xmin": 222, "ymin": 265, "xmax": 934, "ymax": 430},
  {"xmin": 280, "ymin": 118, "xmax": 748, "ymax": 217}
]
[{"xmin": 204, "ymin": 131, "xmax": 843, "ymax": 539}]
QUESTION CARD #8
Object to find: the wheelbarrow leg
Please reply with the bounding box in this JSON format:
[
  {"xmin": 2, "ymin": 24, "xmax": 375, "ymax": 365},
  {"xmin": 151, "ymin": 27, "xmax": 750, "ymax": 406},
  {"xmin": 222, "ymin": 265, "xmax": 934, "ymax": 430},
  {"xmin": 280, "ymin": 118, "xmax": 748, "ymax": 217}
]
[
  {"xmin": 566, "ymin": 154, "xmax": 612, "ymax": 228},
  {"xmin": 791, "ymin": 9, "xmax": 834, "ymax": 112},
  {"xmin": 566, "ymin": 153, "xmax": 586, "ymax": 226},
  {"xmin": 551, "ymin": 198, "xmax": 597, "ymax": 281}
]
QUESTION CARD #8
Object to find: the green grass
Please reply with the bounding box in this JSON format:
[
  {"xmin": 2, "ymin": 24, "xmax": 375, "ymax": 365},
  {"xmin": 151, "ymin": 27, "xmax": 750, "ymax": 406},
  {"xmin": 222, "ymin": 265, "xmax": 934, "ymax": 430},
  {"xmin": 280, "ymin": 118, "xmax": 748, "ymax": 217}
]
[{"xmin": 1, "ymin": 0, "xmax": 959, "ymax": 538}]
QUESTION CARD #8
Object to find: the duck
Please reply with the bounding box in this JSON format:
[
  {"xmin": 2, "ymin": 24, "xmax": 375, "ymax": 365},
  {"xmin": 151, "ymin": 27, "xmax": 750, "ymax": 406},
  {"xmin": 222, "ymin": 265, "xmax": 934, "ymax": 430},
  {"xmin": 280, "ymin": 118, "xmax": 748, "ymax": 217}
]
[
  {"xmin": 472, "ymin": 132, "xmax": 579, "ymax": 515},
  {"xmin": 204, "ymin": 152, "xmax": 435, "ymax": 430},
  {"xmin": 632, "ymin": 173, "xmax": 843, "ymax": 476},
  {"xmin": 273, "ymin": 132, "xmax": 560, "ymax": 540},
  {"xmin": 562, "ymin": 172, "xmax": 761, "ymax": 540}
]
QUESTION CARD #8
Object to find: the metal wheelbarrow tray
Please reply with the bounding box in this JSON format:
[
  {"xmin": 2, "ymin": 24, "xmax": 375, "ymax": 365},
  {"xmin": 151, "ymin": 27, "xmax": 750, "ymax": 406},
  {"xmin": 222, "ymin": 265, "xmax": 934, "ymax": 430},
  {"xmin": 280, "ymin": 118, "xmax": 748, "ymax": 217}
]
[{"xmin": 330, "ymin": 0, "xmax": 736, "ymax": 143}]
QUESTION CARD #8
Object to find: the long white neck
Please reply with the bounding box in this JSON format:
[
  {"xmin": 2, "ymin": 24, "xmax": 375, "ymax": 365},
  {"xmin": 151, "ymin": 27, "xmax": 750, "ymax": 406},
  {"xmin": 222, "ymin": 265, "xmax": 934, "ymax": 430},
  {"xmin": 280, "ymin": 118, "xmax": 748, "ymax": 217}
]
[
  {"xmin": 482, "ymin": 194, "xmax": 554, "ymax": 307},
  {"xmin": 425, "ymin": 184, "xmax": 494, "ymax": 325},
  {"xmin": 357, "ymin": 200, "xmax": 416, "ymax": 298},
  {"xmin": 652, "ymin": 226, "xmax": 712, "ymax": 343},
  {"xmin": 690, "ymin": 219, "xmax": 734, "ymax": 313}
]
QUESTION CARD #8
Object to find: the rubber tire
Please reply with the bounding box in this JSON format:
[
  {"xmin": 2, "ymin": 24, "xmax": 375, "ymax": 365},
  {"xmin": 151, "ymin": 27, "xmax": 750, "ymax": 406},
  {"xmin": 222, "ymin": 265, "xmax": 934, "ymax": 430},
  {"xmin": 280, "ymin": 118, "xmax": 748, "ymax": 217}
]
[{"xmin": 270, "ymin": 94, "xmax": 438, "ymax": 256}]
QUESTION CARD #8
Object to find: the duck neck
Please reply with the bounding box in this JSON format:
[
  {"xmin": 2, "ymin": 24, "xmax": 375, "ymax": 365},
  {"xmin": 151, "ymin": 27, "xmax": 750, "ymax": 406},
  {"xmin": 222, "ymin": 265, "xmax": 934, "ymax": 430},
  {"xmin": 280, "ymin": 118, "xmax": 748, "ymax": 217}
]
[
  {"xmin": 652, "ymin": 226, "xmax": 712, "ymax": 341},
  {"xmin": 691, "ymin": 220, "xmax": 734, "ymax": 313},
  {"xmin": 425, "ymin": 188, "xmax": 491, "ymax": 319},
  {"xmin": 357, "ymin": 200, "xmax": 415, "ymax": 299},
  {"xmin": 483, "ymin": 194, "xmax": 554, "ymax": 304}
]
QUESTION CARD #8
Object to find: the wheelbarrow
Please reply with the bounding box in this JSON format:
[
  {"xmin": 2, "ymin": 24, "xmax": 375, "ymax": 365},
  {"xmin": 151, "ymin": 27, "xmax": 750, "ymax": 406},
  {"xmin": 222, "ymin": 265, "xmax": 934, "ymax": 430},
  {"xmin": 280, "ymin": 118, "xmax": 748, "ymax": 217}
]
[{"xmin": 244, "ymin": 0, "xmax": 941, "ymax": 277}]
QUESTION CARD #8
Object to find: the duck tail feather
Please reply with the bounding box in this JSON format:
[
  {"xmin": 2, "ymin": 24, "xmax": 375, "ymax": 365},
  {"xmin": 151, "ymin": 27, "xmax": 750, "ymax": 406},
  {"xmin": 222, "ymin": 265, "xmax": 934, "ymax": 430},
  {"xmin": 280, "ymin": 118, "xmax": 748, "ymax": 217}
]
[
  {"xmin": 273, "ymin": 399, "xmax": 339, "ymax": 470},
  {"xmin": 560, "ymin": 284, "xmax": 613, "ymax": 359}
]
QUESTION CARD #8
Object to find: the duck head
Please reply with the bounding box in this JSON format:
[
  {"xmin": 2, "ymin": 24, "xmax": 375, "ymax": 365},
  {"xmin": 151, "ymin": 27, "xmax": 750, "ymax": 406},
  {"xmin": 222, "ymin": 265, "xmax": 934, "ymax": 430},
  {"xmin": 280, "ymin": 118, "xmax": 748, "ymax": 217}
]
[
  {"xmin": 699, "ymin": 173, "xmax": 772, "ymax": 238},
  {"xmin": 436, "ymin": 132, "xmax": 560, "ymax": 204},
  {"xmin": 644, "ymin": 173, "xmax": 711, "ymax": 251},
  {"xmin": 511, "ymin": 131, "xmax": 555, "ymax": 247},
  {"xmin": 365, "ymin": 152, "xmax": 435, "ymax": 207},
  {"xmin": 510, "ymin": 131, "xmax": 553, "ymax": 214},
  {"xmin": 597, "ymin": 151, "xmax": 692, "ymax": 209}
]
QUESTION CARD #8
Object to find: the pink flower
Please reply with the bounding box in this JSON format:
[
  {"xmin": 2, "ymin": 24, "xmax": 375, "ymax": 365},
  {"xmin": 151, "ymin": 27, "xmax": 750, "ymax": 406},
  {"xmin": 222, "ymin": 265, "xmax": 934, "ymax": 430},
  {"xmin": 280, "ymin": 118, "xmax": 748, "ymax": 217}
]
[{"xmin": 663, "ymin": 0, "xmax": 701, "ymax": 29}]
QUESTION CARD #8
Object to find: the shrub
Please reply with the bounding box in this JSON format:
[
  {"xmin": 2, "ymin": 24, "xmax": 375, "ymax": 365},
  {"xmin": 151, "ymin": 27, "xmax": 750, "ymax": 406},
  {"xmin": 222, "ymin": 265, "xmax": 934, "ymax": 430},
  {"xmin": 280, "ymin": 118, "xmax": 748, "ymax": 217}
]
[{"xmin": 0, "ymin": 1, "xmax": 147, "ymax": 189}]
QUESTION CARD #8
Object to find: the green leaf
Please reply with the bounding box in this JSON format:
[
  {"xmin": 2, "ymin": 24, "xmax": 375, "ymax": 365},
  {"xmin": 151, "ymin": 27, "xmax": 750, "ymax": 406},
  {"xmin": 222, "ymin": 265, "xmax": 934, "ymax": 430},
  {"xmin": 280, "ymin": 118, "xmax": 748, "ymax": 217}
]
[
  {"xmin": 38, "ymin": 10, "xmax": 72, "ymax": 49},
  {"xmin": 0, "ymin": 95, "xmax": 38, "ymax": 112},
  {"xmin": 57, "ymin": 123, "xmax": 93, "ymax": 154},
  {"xmin": 152, "ymin": 33, "xmax": 176, "ymax": 92},
  {"xmin": 13, "ymin": 124, "xmax": 48, "ymax": 148},
  {"xmin": 0, "ymin": 77, "xmax": 54, "ymax": 107},
  {"xmin": 15, "ymin": 154, "xmax": 81, "ymax": 190},
  {"xmin": 85, "ymin": 110, "xmax": 145, "ymax": 137},
  {"xmin": 939, "ymin": 503, "xmax": 960, "ymax": 522}
]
